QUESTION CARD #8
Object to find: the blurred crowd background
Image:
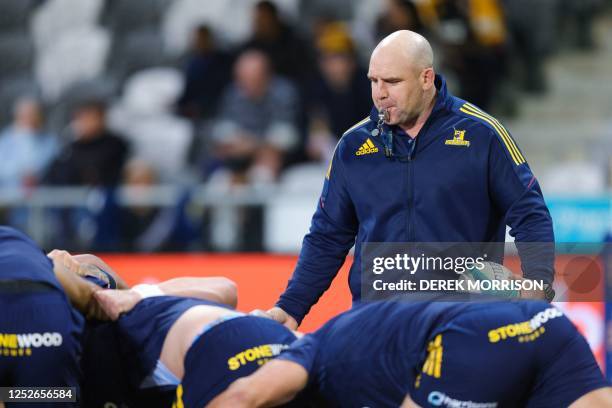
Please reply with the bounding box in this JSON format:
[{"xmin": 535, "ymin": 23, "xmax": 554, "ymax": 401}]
[{"xmin": 0, "ymin": 0, "xmax": 610, "ymax": 253}]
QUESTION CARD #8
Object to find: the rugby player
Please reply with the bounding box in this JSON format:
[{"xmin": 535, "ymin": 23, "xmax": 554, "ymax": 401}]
[
  {"xmin": 47, "ymin": 250, "xmax": 241, "ymax": 407},
  {"xmin": 0, "ymin": 227, "xmax": 82, "ymax": 408},
  {"xmin": 52, "ymin": 252, "xmax": 305, "ymax": 408},
  {"xmin": 209, "ymin": 299, "xmax": 612, "ymax": 407}
]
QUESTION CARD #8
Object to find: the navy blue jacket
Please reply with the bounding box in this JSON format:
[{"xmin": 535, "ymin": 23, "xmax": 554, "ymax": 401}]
[{"xmin": 277, "ymin": 75, "xmax": 554, "ymax": 324}]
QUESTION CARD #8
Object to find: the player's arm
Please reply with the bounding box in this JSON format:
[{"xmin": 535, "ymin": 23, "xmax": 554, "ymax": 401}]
[
  {"xmin": 487, "ymin": 131, "xmax": 555, "ymax": 297},
  {"xmin": 47, "ymin": 250, "xmax": 107, "ymax": 319},
  {"xmin": 95, "ymin": 277, "xmax": 238, "ymax": 320},
  {"xmin": 274, "ymin": 142, "xmax": 358, "ymax": 327},
  {"xmin": 70, "ymin": 254, "xmax": 237, "ymax": 306},
  {"xmin": 570, "ymin": 387, "xmax": 612, "ymax": 407},
  {"xmin": 157, "ymin": 277, "xmax": 237, "ymax": 308},
  {"xmin": 206, "ymin": 360, "xmax": 309, "ymax": 408}
]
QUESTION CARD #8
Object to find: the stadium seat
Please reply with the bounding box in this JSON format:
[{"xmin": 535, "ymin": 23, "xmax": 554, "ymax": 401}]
[
  {"xmin": 0, "ymin": 0, "xmax": 37, "ymax": 33},
  {"xmin": 35, "ymin": 26, "xmax": 111, "ymax": 102},
  {"xmin": 104, "ymin": 0, "xmax": 171, "ymax": 36},
  {"xmin": 115, "ymin": 68, "xmax": 184, "ymax": 117},
  {"xmin": 108, "ymin": 29, "xmax": 167, "ymax": 86},
  {"xmin": 264, "ymin": 163, "xmax": 326, "ymax": 252},
  {"xmin": 30, "ymin": 0, "xmax": 104, "ymax": 52},
  {"xmin": 0, "ymin": 32, "xmax": 34, "ymax": 79},
  {"xmin": 112, "ymin": 115, "xmax": 193, "ymax": 182},
  {"xmin": 162, "ymin": 0, "xmax": 252, "ymax": 55}
]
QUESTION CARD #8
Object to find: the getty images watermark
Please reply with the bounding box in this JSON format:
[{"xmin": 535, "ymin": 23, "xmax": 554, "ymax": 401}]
[
  {"xmin": 360, "ymin": 242, "xmax": 610, "ymax": 302},
  {"xmin": 370, "ymin": 252, "xmax": 545, "ymax": 293}
]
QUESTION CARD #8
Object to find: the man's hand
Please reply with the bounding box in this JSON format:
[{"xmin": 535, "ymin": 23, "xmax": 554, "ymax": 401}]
[{"xmin": 265, "ymin": 307, "xmax": 298, "ymax": 330}]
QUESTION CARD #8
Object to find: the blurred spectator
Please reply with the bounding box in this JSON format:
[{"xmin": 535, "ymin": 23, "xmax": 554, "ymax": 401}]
[
  {"xmin": 45, "ymin": 100, "xmax": 129, "ymax": 186},
  {"xmin": 502, "ymin": 0, "xmax": 556, "ymax": 93},
  {"xmin": 432, "ymin": 0, "xmax": 509, "ymax": 111},
  {"xmin": 241, "ymin": 0, "xmax": 314, "ymax": 89},
  {"xmin": 376, "ymin": 0, "xmax": 426, "ymax": 40},
  {"xmin": 0, "ymin": 97, "xmax": 58, "ymax": 188},
  {"xmin": 94, "ymin": 158, "xmax": 196, "ymax": 252},
  {"xmin": 210, "ymin": 49, "xmax": 299, "ymax": 184},
  {"xmin": 118, "ymin": 158, "xmax": 160, "ymax": 250},
  {"xmin": 306, "ymin": 22, "xmax": 371, "ymax": 161},
  {"xmin": 176, "ymin": 25, "xmax": 233, "ymax": 120},
  {"xmin": 560, "ymin": 0, "xmax": 603, "ymax": 50}
]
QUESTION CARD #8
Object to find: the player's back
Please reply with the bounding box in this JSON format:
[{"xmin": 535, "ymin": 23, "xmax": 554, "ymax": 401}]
[
  {"xmin": 307, "ymin": 300, "xmax": 474, "ymax": 406},
  {"xmin": 81, "ymin": 295, "xmax": 226, "ymax": 407},
  {"xmin": 0, "ymin": 227, "xmax": 82, "ymax": 406},
  {"xmin": 0, "ymin": 226, "xmax": 63, "ymax": 292}
]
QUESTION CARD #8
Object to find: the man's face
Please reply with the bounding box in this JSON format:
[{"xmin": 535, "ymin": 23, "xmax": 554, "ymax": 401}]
[
  {"xmin": 235, "ymin": 51, "xmax": 270, "ymax": 100},
  {"xmin": 15, "ymin": 100, "xmax": 42, "ymax": 131},
  {"xmin": 368, "ymin": 48, "xmax": 428, "ymax": 127},
  {"xmin": 72, "ymin": 107, "xmax": 105, "ymax": 140}
]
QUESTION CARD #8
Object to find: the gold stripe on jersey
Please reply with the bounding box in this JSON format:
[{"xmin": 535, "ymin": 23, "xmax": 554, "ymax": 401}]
[
  {"xmin": 463, "ymin": 102, "xmax": 525, "ymax": 163},
  {"xmin": 172, "ymin": 384, "xmax": 184, "ymax": 408},
  {"xmin": 460, "ymin": 104, "xmax": 525, "ymax": 165},
  {"xmin": 422, "ymin": 334, "xmax": 443, "ymax": 378}
]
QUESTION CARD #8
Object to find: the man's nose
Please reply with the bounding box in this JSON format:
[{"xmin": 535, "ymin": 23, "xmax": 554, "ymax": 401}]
[{"xmin": 374, "ymin": 83, "xmax": 388, "ymax": 101}]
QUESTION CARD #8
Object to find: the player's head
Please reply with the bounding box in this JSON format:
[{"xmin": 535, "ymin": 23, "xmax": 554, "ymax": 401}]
[{"xmin": 368, "ymin": 30, "xmax": 435, "ymax": 128}]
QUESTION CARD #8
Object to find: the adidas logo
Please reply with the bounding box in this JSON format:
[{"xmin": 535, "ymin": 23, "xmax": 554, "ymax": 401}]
[{"xmin": 356, "ymin": 138, "xmax": 379, "ymax": 156}]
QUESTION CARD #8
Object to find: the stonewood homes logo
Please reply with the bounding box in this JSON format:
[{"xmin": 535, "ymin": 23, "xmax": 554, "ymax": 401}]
[{"xmin": 0, "ymin": 332, "xmax": 63, "ymax": 357}]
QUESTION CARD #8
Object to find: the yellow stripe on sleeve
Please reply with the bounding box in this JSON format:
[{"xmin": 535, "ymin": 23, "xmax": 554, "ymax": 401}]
[
  {"xmin": 460, "ymin": 105, "xmax": 523, "ymax": 165},
  {"xmin": 460, "ymin": 104, "xmax": 525, "ymax": 165},
  {"xmin": 463, "ymin": 103, "xmax": 525, "ymax": 163}
]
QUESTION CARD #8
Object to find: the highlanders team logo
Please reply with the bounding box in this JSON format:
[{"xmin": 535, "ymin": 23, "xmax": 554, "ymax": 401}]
[{"xmin": 445, "ymin": 129, "xmax": 470, "ymax": 147}]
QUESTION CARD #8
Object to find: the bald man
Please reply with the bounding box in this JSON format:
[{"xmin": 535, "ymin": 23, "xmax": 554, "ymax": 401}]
[{"xmin": 268, "ymin": 30, "xmax": 555, "ymax": 329}]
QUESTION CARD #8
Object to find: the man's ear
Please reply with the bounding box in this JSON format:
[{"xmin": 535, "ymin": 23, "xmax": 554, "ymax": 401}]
[{"xmin": 421, "ymin": 67, "xmax": 435, "ymax": 89}]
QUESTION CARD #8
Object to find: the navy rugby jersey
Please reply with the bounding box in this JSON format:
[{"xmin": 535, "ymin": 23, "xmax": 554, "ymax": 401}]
[
  {"xmin": 279, "ymin": 300, "xmax": 608, "ymax": 407},
  {"xmin": 278, "ymin": 301, "xmax": 472, "ymax": 406},
  {"xmin": 81, "ymin": 295, "xmax": 229, "ymax": 407},
  {"xmin": 0, "ymin": 226, "xmax": 64, "ymax": 292},
  {"xmin": 277, "ymin": 75, "xmax": 554, "ymax": 323}
]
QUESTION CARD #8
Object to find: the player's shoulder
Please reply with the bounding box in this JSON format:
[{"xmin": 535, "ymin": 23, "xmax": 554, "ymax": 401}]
[
  {"xmin": 450, "ymin": 99, "xmax": 527, "ymax": 165},
  {"xmin": 449, "ymin": 100, "xmax": 506, "ymax": 138},
  {"xmin": 342, "ymin": 116, "xmax": 373, "ymax": 138},
  {"xmin": 336, "ymin": 115, "xmax": 377, "ymax": 155}
]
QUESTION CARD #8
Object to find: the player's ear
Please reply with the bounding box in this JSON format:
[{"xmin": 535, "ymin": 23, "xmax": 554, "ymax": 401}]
[{"xmin": 421, "ymin": 68, "xmax": 435, "ymax": 90}]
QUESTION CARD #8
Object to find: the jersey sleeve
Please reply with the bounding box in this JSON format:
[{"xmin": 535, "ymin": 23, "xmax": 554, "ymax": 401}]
[
  {"xmin": 487, "ymin": 130, "xmax": 555, "ymax": 283},
  {"xmin": 276, "ymin": 141, "xmax": 358, "ymax": 324}
]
